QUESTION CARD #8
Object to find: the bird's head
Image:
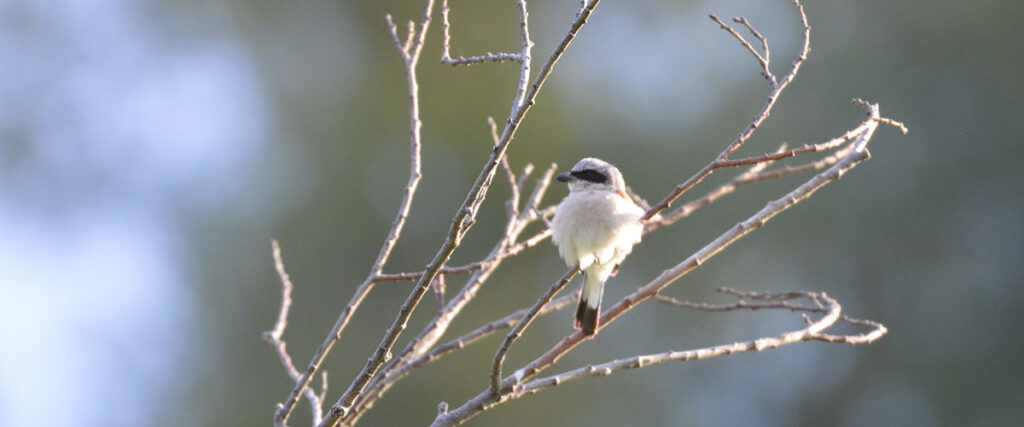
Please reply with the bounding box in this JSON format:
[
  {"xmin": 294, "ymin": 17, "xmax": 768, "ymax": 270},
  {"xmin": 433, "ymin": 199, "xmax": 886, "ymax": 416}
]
[{"xmin": 556, "ymin": 157, "xmax": 627, "ymax": 193}]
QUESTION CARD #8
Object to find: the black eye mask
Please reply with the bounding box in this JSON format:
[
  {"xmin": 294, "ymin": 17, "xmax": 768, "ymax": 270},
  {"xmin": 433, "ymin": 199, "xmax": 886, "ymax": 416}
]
[{"xmin": 571, "ymin": 169, "xmax": 608, "ymax": 184}]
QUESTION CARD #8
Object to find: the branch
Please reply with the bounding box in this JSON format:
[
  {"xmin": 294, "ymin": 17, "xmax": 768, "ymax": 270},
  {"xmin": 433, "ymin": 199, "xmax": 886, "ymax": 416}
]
[
  {"xmin": 275, "ymin": 2, "xmax": 436, "ymax": 426},
  {"xmin": 491, "ymin": 266, "xmax": 579, "ymax": 392},
  {"xmin": 645, "ymin": 120, "xmax": 872, "ymax": 232},
  {"xmin": 642, "ymin": 0, "xmax": 812, "ymax": 222},
  {"xmin": 345, "ymin": 290, "xmax": 581, "ymax": 425},
  {"xmin": 343, "ymin": 165, "xmax": 558, "ymax": 425},
  {"xmin": 644, "ymin": 143, "xmax": 785, "ymax": 233},
  {"xmin": 440, "ymin": 0, "xmax": 524, "ymax": 66},
  {"xmin": 264, "ymin": 240, "xmax": 326, "ymax": 426},
  {"xmin": 510, "ymin": 289, "xmax": 887, "ymax": 397}
]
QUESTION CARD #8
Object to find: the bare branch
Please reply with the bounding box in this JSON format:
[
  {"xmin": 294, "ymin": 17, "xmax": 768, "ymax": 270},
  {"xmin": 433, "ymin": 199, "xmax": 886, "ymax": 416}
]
[
  {"xmin": 643, "ymin": 0, "xmax": 812, "ymax": 222},
  {"xmin": 645, "ymin": 144, "xmax": 785, "ymax": 232},
  {"xmin": 264, "ymin": 240, "xmax": 325, "ymax": 426},
  {"xmin": 276, "ymin": 2, "xmax": 437, "ymax": 426},
  {"xmin": 319, "ymin": 3, "xmax": 440, "ymax": 423},
  {"xmin": 643, "ymin": 119, "xmax": 879, "ymax": 232},
  {"xmin": 440, "ymin": 0, "xmax": 523, "ymax": 66},
  {"xmin": 489, "ymin": 116, "xmax": 521, "ymax": 220},
  {"xmin": 709, "ymin": 14, "xmax": 770, "ymax": 82},
  {"xmin": 432, "ymin": 275, "xmax": 446, "ymax": 308},
  {"xmin": 735, "ymin": 16, "xmax": 770, "ymax": 77},
  {"xmin": 716, "ymin": 132, "xmax": 856, "ymax": 167},
  {"xmin": 265, "ymin": 240, "xmax": 293, "ymax": 343},
  {"xmin": 510, "ymin": 290, "xmax": 886, "ymax": 397},
  {"xmin": 346, "ymin": 291, "xmax": 581, "ymax": 425},
  {"xmin": 343, "ymin": 165, "xmax": 559, "ymax": 425},
  {"xmin": 384, "ymin": 15, "xmax": 407, "ymax": 62},
  {"xmin": 877, "ymin": 117, "xmax": 909, "ymax": 134},
  {"xmin": 491, "ymin": 266, "xmax": 580, "ymax": 393}
]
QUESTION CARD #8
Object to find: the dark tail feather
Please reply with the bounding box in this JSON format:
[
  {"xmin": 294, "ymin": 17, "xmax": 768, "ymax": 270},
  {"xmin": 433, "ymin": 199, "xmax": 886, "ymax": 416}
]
[{"xmin": 574, "ymin": 295, "xmax": 600, "ymax": 336}]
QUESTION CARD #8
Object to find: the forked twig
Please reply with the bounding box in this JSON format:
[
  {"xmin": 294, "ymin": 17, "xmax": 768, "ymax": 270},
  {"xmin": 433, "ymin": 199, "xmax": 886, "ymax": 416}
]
[
  {"xmin": 491, "ymin": 266, "xmax": 580, "ymax": 393},
  {"xmin": 264, "ymin": 240, "xmax": 326, "ymax": 426},
  {"xmin": 509, "ymin": 289, "xmax": 887, "ymax": 397}
]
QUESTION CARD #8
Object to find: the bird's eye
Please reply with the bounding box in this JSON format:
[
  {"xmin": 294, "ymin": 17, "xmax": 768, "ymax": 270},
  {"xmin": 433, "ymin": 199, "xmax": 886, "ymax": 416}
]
[{"xmin": 570, "ymin": 169, "xmax": 608, "ymax": 184}]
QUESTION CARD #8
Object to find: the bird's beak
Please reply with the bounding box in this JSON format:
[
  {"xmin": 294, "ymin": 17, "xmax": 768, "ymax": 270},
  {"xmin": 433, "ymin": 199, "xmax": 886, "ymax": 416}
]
[{"xmin": 556, "ymin": 172, "xmax": 574, "ymax": 183}]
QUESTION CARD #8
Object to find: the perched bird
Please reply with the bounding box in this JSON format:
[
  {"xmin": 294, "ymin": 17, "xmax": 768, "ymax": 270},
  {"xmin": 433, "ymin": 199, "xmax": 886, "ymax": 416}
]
[{"xmin": 551, "ymin": 158, "xmax": 645, "ymax": 335}]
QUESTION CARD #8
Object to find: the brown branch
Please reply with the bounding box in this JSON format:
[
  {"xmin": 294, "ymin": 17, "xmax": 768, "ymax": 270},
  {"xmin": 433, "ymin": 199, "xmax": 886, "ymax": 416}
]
[
  {"xmin": 645, "ymin": 144, "xmax": 784, "ymax": 233},
  {"xmin": 373, "ymin": 222, "xmax": 554, "ymax": 283},
  {"xmin": 715, "ymin": 131, "xmax": 858, "ymax": 167},
  {"xmin": 738, "ymin": 144, "xmax": 854, "ymax": 184},
  {"xmin": 412, "ymin": 291, "xmax": 579, "ymax": 381},
  {"xmin": 345, "ymin": 291, "xmax": 580, "ymax": 425},
  {"xmin": 645, "ymin": 120, "xmax": 873, "ymax": 232},
  {"xmin": 276, "ymin": 2, "xmax": 437, "ymax": 426},
  {"xmin": 264, "ymin": 240, "xmax": 326, "ymax": 426},
  {"xmin": 642, "ymin": 0, "xmax": 811, "ymax": 222},
  {"xmin": 735, "ymin": 16, "xmax": 770, "ymax": 79},
  {"xmin": 441, "ymin": 0, "xmax": 523, "ymax": 66},
  {"xmin": 343, "ymin": 165, "xmax": 558, "ymax": 425},
  {"xmin": 709, "ymin": 14, "xmax": 770, "ymax": 82},
  {"xmin": 509, "ymin": 290, "xmax": 886, "ymax": 398},
  {"xmin": 491, "ymin": 266, "xmax": 580, "ymax": 392},
  {"xmin": 490, "ymin": 116, "xmax": 520, "ymax": 220}
]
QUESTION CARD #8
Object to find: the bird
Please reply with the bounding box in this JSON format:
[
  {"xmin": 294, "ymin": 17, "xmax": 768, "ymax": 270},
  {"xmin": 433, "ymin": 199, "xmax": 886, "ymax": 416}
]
[{"xmin": 550, "ymin": 158, "xmax": 645, "ymax": 336}]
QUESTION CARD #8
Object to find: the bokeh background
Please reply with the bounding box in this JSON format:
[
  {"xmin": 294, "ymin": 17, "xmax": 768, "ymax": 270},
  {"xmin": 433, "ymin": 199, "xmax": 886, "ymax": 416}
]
[{"xmin": 2, "ymin": 0, "xmax": 1022, "ymax": 426}]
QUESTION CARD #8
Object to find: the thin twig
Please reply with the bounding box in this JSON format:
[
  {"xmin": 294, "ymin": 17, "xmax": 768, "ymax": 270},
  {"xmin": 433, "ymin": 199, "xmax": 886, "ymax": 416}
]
[
  {"xmin": 491, "ymin": 266, "xmax": 580, "ymax": 393},
  {"xmin": 645, "ymin": 121, "xmax": 872, "ymax": 232},
  {"xmin": 264, "ymin": 240, "xmax": 325, "ymax": 426},
  {"xmin": 709, "ymin": 14, "xmax": 770, "ymax": 82},
  {"xmin": 318, "ymin": 4, "xmax": 439, "ymax": 424},
  {"xmin": 490, "ymin": 116, "xmax": 520, "ymax": 220},
  {"xmin": 645, "ymin": 144, "xmax": 785, "ymax": 233},
  {"xmin": 735, "ymin": 16, "xmax": 770, "ymax": 79},
  {"xmin": 510, "ymin": 290, "xmax": 886, "ymax": 397},
  {"xmin": 642, "ymin": 0, "xmax": 812, "ymax": 222},
  {"xmin": 275, "ymin": 2, "xmax": 436, "ymax": 426},
  {"xmin": 345, "ymin": 165, "xmax": 558, "ymax": 425},
  {"xmin": 346, "ymin": 291, "xmax": 580, "ymax": 424},
  {"xmin": 441, "ymin": 0, "xmax": 523, "ymax": 66}
]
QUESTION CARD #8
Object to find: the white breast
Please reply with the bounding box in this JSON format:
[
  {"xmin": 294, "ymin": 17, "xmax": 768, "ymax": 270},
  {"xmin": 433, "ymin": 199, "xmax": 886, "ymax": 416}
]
[{"xmin": 551, "ymin": 190, "xmax": 644, "ymax": 270}]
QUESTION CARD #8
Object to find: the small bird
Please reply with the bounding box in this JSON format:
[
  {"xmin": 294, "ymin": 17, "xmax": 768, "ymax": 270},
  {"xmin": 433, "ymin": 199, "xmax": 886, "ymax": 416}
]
[{"xmin": 551, "ymin": 158, "xmax": 645, "ymax": 335}]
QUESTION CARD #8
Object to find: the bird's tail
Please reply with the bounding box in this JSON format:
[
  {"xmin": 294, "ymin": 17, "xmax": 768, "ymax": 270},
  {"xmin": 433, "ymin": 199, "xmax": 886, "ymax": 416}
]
[{"xmin": 574, "ymin": 272, "xmax": 605, "ymax": 336}]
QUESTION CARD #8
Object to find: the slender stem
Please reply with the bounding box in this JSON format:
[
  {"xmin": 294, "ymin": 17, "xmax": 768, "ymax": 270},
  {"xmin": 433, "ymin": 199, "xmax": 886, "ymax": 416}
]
[
  {"xmin": 511, "ymin": 291, "xmax": 886, "ymax": 397},
  {"xmin": 642, "ymin": 0, "xmax": 811, "ymax": 221},
  {"xmin": 265, "ymin": 240, "xmax": 325, "ymax": 426},
  {"xmin": 491, "ymin": 266, "xmax": 579, "ymax": 393}
]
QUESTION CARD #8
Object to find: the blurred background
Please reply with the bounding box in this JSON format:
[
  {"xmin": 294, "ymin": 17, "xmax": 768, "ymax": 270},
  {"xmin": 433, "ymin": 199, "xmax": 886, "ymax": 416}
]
[{"xmin": 2, "ymin": 0, "xmax": 1021, "ymax": 425}]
